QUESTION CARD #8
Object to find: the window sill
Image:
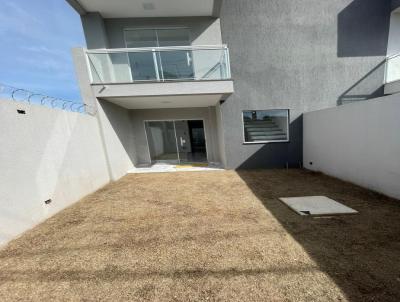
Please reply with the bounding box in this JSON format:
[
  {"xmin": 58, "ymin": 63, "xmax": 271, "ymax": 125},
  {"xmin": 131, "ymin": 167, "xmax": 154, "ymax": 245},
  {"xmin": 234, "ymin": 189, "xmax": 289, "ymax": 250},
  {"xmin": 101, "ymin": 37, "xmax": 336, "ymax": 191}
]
[{"xmin": 243, "ymin": 140, "xmax": 290, "ymax": 145}]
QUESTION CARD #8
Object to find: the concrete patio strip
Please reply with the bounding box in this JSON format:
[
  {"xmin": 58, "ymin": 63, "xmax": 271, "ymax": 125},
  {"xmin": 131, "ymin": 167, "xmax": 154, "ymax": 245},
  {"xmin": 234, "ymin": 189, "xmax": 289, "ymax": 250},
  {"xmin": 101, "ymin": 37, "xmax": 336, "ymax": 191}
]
[
  {"xmin": 279, "ymin": 196, "xmax": 358, "ymax": 216},
  {"xmin": 128, "ymin": 163, "xmax": 224, "ymax": 173}
]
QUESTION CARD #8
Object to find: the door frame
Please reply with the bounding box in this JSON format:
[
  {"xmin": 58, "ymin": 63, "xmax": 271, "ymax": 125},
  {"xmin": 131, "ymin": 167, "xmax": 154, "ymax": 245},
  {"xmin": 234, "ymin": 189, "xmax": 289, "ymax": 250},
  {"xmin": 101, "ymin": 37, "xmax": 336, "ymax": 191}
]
[{"xmin": 143, "ymin": 118, "xmax": 209, "ymax": 165}]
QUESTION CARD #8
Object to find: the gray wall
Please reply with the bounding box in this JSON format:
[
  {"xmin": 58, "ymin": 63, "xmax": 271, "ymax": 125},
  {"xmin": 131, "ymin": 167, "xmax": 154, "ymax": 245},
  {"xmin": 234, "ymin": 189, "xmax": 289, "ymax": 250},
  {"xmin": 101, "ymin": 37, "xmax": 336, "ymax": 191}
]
[
  {"xmin": 304, "ymin": 93, "xmax": 400, "ymax": 199},
  {"xmin": 81, "ymin": 15, "xmax": 223, "ymax": 50},
  {"xmin": 219, "ymin": 0, "xmax": 391, "ymax": 169},
  {"xmin": 104, "ymin": 17, "xmax": 222, "ymax": 48},
  {"xmin": 81, "ymin": 13, "xmax": 109, "ymax": 49},
  {"xmin": 0, "ymin": 100, "xmax": 111, "ymax": 245},
  {"xmin": 97, "ymin": 100, "xmax": 136, "ymax": 178},
  {"xmin": 130, "ymin": 107, "xmax": 222, "ymax": 165}
]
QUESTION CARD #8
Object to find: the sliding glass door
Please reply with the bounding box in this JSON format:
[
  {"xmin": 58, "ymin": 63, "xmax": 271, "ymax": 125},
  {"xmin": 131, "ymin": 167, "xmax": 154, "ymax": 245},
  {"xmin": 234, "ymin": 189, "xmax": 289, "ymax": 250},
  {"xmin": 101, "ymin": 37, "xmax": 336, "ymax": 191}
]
[
  {"xmin": 144, "ymin": 120, "xmax": 207, "ymax": 164},
  {"xmin": 125, "ymin": 29, "xmax": 159, "ymax": 81},
  {"xmin": 125, "ymin": 28, "xmax": 194, "ymax": 81},
  {"xmin": 145, "ymin": 121, "xmax": 179, "ymax": 163}
]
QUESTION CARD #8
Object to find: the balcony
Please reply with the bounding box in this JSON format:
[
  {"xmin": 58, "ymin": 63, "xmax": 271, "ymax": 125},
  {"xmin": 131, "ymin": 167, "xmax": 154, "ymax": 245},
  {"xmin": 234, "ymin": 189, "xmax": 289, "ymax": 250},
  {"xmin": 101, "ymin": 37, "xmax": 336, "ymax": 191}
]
[{"xmin": 86, "ymin": 45, "xmax": 234, "ymax": 109}]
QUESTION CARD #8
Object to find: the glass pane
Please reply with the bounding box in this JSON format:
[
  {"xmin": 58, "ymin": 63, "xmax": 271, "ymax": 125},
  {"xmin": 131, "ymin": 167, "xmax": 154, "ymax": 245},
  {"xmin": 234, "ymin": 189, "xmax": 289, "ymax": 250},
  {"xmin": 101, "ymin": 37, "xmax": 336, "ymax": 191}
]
[
  {"xmin": 128, "ymin": 52, "xmax": 157, "ymax": 81},
  {"xmin": 109, "ymin": 53, "xmax": 132, "ymax": 82},
  {"xmin": 158, "ymin": 50, "xmax": 194, "ymax": 80},
  {"xmin": 156, "ymin": 29, "xmax": 192, "ymax": 80},
  {"xmin": 174, "ymin": 120, "xmax": 207, "ymax": 163},
  {"xmin": 125, "ymin": 29, "xmax": 158, "ymax": 48},
  {"xmin": 192, "ymin": 48, "xmax": 228, "ymax": 80},
  {"xmin": 156, "ymin": 28, "xmax": 190, "ymax": 46},
  {"xmin": 145, "ymin": 121, "xmax": 179, "ymax": 163},
  {"xmin": 88, "ymin": 47, "xmax": 230, "ymax": 83},
  {"xmin": 243, "ymin": 110, "xmax": 289, "ymax": 142},
  {"xmin": 88, "ymin": 53, "xmax": 112, "ymax": 83}
]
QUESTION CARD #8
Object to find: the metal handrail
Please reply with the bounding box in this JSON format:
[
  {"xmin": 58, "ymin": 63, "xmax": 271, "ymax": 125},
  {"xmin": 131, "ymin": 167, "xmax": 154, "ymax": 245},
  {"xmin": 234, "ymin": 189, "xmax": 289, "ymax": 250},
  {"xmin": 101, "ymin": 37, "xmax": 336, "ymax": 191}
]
[
  {"xmin": 86, "ymin": 44, "xmax": 228, "ymax": 54},
  {"xmin": 86, "ymin": 45, "xmax": 231, "ymax": 84},
  {"xmin": 386, "ymin": 52, "xmax": 400, "ymax": 60}
]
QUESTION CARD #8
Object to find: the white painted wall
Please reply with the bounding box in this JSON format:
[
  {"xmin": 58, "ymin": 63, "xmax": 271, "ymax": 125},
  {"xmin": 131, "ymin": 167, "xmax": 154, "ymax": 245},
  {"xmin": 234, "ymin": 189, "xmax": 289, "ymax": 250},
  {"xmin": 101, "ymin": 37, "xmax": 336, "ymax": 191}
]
[
  {"xmin": 304, "ymin": 94, "xmax": 400, "ymax": 200},
  {"xmin": 386, "ymin": 13, "xmax": 400, "ymax": 84},
  {"xmin": 0, "ymin": 100, "xmax": 112, "ymax": 245},
  {"xmin": 387, "ymin": 13, "xmax": 400, "ymax": 56}
]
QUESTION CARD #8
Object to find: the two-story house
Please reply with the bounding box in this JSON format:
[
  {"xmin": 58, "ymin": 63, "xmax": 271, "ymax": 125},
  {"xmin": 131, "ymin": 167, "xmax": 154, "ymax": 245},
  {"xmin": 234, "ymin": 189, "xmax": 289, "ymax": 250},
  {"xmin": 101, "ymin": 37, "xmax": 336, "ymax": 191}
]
[{"xmin": 66, "ymin": 0, "xmax": 399, "ymax": 172}]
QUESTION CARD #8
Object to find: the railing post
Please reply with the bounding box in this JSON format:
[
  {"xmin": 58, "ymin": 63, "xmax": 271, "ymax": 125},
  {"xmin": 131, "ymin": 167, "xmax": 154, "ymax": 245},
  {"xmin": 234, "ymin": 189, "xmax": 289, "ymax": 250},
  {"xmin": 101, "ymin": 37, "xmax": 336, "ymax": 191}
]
[
  {"xmin": 152, "ymin": 49, "xmax": 161, "ymax": 81},
  {"xmin": 225, "ymin": 46, "xmax": 231, "ymax": 79}
]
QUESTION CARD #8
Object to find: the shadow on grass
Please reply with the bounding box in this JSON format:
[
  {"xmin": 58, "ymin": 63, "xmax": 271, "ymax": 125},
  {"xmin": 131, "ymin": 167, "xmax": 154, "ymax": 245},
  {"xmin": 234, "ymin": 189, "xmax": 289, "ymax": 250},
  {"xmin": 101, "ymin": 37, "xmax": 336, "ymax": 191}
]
[
  {"xmin": 0, "ymin": 265, "xmax": 321, "ymax": 283},
  {"xmin": 236, "ymin": 169, "xmax": 400, "ymax": 302}
]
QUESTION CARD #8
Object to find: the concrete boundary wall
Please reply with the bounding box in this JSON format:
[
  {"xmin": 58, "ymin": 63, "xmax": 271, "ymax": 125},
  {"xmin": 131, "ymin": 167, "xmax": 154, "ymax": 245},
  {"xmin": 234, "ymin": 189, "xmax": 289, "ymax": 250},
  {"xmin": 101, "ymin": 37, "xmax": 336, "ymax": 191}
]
[
  {"xmin": 0, "ymin": 100, "xmax": 113, "ymax": 245},
  {"xmin": 304, "ymin": 94, "xmax": 400, "ymax": 199}
]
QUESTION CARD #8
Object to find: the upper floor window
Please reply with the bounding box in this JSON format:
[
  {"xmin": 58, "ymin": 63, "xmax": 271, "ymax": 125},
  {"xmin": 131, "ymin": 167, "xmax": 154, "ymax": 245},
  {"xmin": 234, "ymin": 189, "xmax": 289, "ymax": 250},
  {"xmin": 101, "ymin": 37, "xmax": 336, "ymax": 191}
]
[
  {"xmin": 242, "ymin": 110, "xmax": 289, "ymax": 143},
  {"xmin": 124, "ymin": 28, "xmax": 191, "ymax": 48}
]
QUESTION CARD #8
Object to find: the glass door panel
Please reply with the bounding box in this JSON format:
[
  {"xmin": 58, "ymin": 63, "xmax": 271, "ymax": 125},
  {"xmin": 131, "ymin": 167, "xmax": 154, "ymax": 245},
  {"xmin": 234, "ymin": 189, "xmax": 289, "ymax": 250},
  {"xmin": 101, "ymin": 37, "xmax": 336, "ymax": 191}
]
[
  {"xmin": 125, "ymin": 29, "xmax": 158, "ymax": 48},
  {"xmin": 175, "ymin": 120, "xmax": 207, "ymax": 164},
  {"xmin": 125, "ymin": 29, "xmax": 158, "ymax": 81},
  {"xmin": 158, "ymin": 50, "xmax": 194, "ymax": 80},
  {"xmin": 157, "ymin": 28, "xmax": 193, "ymax": 80},
  {"xmin": 128, "ymin": 52, "xmax": 158, "ymax": 80},
  {"xmin": 156, "ymin": 28, "xmax": 190, "ymax": 47},
  {"xmin": 125, "ymin": 28, "xmax": 194, "ymax": 81},
  {"xmin": 145, "ymin": 120, "xmax": 208, "ymax": 165},
  {"xmin": 174, "ymin": 120, "xmax": 191, "ymax": 163},
  {"xmin": 145, "ymin": 121, "xmax": 179, "ymax": 163}
]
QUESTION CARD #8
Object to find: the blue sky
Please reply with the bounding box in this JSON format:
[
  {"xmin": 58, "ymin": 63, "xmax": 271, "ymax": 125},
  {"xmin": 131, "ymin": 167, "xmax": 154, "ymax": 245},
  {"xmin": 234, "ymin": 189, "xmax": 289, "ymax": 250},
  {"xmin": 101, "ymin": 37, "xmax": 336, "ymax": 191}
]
[{"xmin": 0, "ymin": 0, "xmax": 85, "ymax": 101}]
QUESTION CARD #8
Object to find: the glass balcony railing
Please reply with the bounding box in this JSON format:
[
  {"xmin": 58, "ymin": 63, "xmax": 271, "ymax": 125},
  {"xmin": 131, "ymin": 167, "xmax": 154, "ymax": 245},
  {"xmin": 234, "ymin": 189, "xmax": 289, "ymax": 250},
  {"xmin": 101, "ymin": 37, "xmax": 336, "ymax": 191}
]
[
  {"xmin": 86, "ymin": 45, "xmax": 231, "ymax": 84},
  {"xmin": 385, "ymin": 53, "xmax": 400, "ymax": 84}
]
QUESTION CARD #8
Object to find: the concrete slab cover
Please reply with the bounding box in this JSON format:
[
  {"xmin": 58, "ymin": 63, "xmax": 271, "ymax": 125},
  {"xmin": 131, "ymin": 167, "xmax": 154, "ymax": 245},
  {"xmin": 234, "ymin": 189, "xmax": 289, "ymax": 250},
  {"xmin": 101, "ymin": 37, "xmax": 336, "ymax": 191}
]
[{"xmin": 279, "ymin": 196, "xmax": 358, "ymax": 216}]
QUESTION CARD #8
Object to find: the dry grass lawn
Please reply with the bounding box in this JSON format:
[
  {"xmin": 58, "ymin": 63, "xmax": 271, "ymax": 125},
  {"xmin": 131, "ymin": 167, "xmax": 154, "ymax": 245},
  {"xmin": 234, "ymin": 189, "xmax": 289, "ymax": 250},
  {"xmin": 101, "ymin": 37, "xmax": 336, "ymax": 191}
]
[{"xmin": 0, "ymin": 169, "xmax": 400, "ymax": 301}]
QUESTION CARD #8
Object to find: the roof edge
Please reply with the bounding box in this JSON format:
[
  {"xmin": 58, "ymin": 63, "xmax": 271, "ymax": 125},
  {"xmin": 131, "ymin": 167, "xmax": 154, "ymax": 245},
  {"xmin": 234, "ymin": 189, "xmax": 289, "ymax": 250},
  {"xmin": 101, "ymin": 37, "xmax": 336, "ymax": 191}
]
[{"xmin": 66, "ymin": 0, "xmax": 87, "ymax": 15}]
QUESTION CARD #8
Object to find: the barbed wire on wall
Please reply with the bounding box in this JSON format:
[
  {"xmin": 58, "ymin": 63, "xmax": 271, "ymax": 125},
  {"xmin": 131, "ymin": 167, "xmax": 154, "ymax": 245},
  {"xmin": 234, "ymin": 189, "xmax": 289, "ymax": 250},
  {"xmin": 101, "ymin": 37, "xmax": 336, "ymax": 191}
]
[{"xmin": 0, "ymin": 83, "xmax": 97, "ymax": 115}]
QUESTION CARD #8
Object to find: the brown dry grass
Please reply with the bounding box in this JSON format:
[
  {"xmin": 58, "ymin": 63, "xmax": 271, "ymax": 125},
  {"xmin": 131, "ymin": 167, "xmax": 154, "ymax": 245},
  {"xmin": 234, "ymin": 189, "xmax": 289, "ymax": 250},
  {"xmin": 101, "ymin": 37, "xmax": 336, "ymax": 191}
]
[{"xmin": 0, "ymin": 169, "xmax": 399, "ymax": 301}]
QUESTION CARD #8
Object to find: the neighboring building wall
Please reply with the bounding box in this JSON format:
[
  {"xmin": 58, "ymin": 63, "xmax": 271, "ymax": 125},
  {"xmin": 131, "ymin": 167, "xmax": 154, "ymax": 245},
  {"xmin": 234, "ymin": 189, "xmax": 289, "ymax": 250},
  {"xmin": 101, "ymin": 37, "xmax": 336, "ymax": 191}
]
[
  {"xmin": 303, "ymin": 94, "xmax": 400, "ymax": 200},
  {"xmin": 130, "ymin": 107, "xmax": 222, "ymax": 165},
  {"xmin": 0, "ymin": 100, "xmax": 111, "ymax": 245},
  {"xmin": 219, "ymin": 0, "xmax": 391, "ymax": 169},
  {"xmin": 387, "ymin": 12, "xmax": 400, "ymax": 56}
]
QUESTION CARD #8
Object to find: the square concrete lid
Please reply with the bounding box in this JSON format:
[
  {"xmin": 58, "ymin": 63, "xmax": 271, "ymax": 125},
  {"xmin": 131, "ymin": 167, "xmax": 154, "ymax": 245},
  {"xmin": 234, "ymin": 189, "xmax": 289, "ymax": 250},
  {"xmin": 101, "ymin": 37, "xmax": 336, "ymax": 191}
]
[{"xmin": 279, "ymin": 196, "xmax": 358, "ymax": 216}]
